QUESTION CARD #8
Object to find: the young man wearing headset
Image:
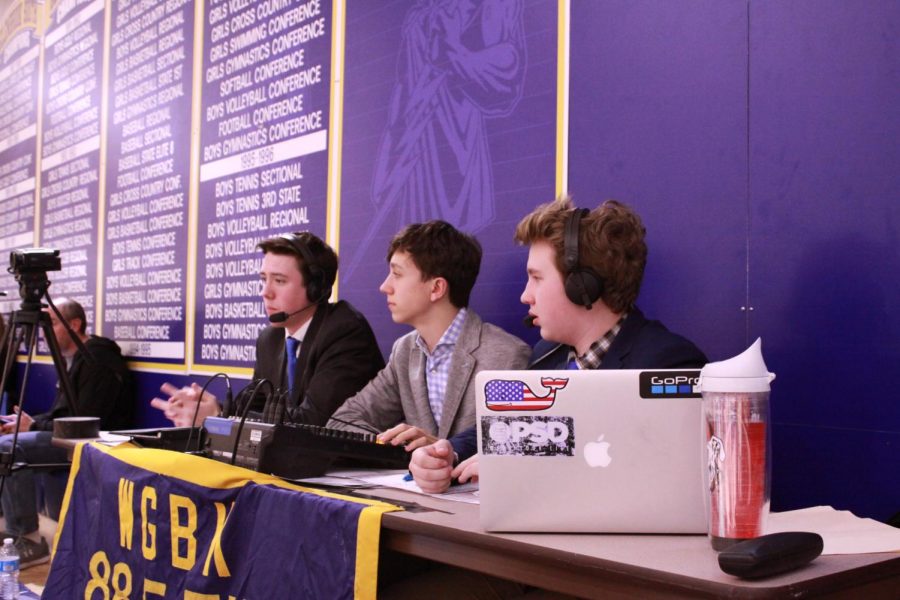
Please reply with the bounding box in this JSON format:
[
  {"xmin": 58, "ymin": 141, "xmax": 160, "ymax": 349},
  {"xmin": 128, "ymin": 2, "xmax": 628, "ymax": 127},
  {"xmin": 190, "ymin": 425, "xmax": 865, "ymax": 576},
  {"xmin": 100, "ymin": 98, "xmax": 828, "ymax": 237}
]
[
  {"xmin": 409, "ymin": 197, "xmax": 707, "ymax": 493},
  {"xmin": 151, "ymin": 232, "xmax": 385, "ymax": 426}
]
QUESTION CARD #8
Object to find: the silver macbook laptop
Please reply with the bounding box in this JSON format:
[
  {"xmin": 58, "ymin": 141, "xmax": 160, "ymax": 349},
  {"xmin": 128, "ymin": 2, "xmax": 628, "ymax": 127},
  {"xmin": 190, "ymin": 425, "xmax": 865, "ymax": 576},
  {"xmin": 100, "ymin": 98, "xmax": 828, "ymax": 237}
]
[{"xmin": 476, "ymin": 369, "xmax": 707, "ymax": 533}]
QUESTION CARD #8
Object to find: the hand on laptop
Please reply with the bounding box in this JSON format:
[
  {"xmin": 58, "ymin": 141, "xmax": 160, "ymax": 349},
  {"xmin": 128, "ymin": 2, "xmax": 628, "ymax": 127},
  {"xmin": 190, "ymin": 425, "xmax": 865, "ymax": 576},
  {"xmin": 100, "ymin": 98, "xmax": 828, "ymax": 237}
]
[
  {"xmin": 409, "ymin": 439, "xmax": 455, "ymax": 493},
  {"xmin": 150, "ymin": 382, "xmax": 218, "ymax": 427},
  {"xmin": 379, "ymin": 423, "xmax": 437, "ymax": 451}
]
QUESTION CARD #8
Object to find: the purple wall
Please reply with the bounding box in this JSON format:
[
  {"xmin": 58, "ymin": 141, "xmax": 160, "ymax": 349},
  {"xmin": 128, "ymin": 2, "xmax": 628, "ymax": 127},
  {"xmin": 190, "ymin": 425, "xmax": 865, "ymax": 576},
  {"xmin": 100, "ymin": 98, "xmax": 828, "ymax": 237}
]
[
  {"xmin": 749, "ymin": 1, "xmax": 900, "ymax": 520},
  {"xmin": 338, "ymin": 0, "xmax": 557, "ymax": 354},
  {"xmin": 569, "ymin": 0, "xmax": 748, "ymax": 364},
  {"xmin": 569, "ymin": 0, "xmax": 899, "ymax": 521}
]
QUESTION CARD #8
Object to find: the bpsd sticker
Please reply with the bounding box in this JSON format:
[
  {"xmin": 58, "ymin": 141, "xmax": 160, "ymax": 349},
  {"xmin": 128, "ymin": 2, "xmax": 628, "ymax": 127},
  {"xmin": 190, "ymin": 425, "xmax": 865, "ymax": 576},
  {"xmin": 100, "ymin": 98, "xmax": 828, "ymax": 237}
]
[{"xmin": 480, "ymin": 415, "xmax": 574, "ymax": 456}]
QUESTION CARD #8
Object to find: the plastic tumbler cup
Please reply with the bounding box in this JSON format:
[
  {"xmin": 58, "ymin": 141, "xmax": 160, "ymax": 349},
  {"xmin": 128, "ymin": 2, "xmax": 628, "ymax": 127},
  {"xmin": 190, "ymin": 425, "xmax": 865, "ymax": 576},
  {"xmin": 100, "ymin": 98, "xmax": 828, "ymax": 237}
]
[{"xmin": 699, "ymin": 339, "xmax": 775, "ymax": 551}]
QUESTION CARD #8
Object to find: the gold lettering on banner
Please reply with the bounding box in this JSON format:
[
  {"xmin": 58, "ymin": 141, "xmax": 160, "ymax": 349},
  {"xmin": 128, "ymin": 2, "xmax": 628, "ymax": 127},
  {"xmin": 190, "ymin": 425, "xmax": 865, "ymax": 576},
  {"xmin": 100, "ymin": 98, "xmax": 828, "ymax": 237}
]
[
  {"xmin": 83, "ymin": 551, "xmax": 137, "ymax": 599},
  {"xmin": 141, "ymin": 486, "xmax": 158, "ymax": 560},
  {"xmin": 202, "ymin": 502, "xmax": 233, "ymax": 577},
  {"xmin": 169, "ymin": 494, "xmax": 198, "ymax": 570},
  {"xmin": 142, "ymin": 578, "xmax": 167, "ymax": 599},
  {"xmin": 85, "ymin": 550, "xmax": 111, "ymax": 599},
  {"xmin": 118, "ymin": 479, "xmax": 135, "ymax": 550},
  {"xmin": 111, "ymin": 562, "xmax": 132, "ymax": 599}
]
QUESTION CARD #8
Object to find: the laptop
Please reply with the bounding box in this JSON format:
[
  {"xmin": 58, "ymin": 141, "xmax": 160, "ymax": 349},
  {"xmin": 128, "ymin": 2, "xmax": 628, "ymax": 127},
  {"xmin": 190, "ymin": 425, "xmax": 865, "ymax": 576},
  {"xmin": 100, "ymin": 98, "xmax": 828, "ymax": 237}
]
[{"xmin": 476, "ymin": 369, "xmax": 707, "ymax": 533}]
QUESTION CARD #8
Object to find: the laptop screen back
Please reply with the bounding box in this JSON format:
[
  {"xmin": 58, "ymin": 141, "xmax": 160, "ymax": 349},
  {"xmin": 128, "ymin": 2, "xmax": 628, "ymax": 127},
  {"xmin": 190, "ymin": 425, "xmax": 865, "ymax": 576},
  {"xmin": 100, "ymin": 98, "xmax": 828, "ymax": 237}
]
[{"xmin": 476, "ymin": 369, "xmax": 707, "ymax": 533}]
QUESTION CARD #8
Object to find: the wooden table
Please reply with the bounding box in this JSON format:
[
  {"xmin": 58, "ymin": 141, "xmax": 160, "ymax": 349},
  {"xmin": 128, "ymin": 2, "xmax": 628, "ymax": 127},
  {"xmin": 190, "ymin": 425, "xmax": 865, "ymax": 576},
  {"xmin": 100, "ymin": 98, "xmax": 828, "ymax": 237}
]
[
  {"xmin": 366, "ymin": 487, "xmax": 900, "ymax": 599},
  {"xmin": 46, "ymin": 443, "xmax": 899, "ymax": 598}
]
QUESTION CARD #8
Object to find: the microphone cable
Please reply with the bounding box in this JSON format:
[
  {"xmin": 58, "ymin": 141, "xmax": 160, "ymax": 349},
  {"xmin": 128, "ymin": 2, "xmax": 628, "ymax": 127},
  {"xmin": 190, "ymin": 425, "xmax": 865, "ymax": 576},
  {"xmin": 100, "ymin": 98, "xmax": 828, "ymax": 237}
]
[
  {"xmin": 230, "ymin": 378, "xmax": 273, "ymax": 466},
  {"xmin": 185, "ymin": 372, "xmax": 232, "ymax": 453}
]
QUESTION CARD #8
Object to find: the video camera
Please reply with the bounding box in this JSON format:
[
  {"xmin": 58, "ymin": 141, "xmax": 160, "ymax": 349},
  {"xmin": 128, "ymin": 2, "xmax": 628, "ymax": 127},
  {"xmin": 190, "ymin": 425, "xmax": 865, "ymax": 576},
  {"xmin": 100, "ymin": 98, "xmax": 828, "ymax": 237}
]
[
  {"xmin": 9, "ymin": 248, "xmax": 61, "ymax": 275},
  {"xmin": 8, "ymin": 248, "xmax": 62, "ymax": 308}
]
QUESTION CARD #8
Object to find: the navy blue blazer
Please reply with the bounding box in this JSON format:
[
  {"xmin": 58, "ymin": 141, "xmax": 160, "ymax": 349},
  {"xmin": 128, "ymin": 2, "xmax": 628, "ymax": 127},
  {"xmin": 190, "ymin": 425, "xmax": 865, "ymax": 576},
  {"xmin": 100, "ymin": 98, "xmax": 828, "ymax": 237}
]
[{"xmin": 449, "ymin": 307, "xmax": 707, "ymax": 461}]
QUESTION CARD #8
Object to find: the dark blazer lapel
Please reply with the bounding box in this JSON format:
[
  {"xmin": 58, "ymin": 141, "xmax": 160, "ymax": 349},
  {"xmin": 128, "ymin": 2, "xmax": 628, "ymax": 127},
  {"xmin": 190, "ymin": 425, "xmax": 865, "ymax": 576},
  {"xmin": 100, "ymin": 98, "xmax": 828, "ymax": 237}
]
[
  {"xmin": 437, "ymin": 312, "xmax": 479, "ymax": 438},
  {"xmin": 601, "ymin": 308, "xmax": 646, "ymax": 370},
  {"xmin": 275, "ymin": 335, "xmax": 287, "ymax": 390},
  {"xmin": 290, "ymin": 304, "xmax": 327, "ymax": 406},
  {"xmin": 530, "ymin": 342, "xmax": 565, "ymax": 369}
]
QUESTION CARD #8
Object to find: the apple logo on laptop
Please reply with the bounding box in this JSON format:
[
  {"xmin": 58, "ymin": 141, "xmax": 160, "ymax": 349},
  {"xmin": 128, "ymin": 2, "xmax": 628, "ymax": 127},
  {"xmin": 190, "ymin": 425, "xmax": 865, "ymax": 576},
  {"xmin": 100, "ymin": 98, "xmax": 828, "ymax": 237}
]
[{"xmin": 584, "ymin": 435, "xmax": 612, "ymax": 468}]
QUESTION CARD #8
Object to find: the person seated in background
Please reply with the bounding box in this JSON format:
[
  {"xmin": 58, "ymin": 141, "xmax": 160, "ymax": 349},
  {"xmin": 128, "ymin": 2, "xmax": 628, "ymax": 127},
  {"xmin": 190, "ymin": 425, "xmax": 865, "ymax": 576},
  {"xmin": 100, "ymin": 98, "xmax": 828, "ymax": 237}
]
[
  {"xmin": 410, "ymin": 196, "xmax": 707, "ymax": 493},
  {"xmin": 0, "ymin": 298, "xmax": 134, "ymax": 568},
  {"xmin": 328, "ymin": 221, "xmax": 531, "ymax": 450},
  {"xmin": 151, "ymin": 232, "xmax": 385, "ymax": 427}
]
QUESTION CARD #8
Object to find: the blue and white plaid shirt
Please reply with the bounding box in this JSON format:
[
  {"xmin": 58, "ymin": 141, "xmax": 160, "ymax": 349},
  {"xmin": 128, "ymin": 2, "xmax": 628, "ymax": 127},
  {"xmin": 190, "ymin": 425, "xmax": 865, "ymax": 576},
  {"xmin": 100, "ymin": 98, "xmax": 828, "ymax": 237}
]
[{"xmin": 416, "ymin": 307, "xmax": 467, "ymax": 427}]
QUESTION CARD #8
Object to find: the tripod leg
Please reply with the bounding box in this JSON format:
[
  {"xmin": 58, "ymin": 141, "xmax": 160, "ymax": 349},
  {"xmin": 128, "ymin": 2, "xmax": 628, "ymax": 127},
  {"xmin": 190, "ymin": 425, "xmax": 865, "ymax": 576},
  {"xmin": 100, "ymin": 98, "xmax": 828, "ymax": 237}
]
[
  {"xmin": 0, "ymin": 319, "xmax": 39, "ymax": 484},
  {"xmin": 0, "ymin": 322, "xmax": 19, "ymax": 412},
  {"xmin": 10, "ymin": 320, "xmax": 39, "ymax": 426}
]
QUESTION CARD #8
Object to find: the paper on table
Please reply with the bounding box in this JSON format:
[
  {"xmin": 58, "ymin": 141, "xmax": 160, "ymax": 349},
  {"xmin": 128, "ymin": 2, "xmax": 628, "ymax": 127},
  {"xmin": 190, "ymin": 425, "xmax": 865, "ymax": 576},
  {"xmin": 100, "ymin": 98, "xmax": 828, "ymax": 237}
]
[
  {"xmin": 359, "ymin": 472, "xmax": 480, "ymax": 504},
  {"xmin": 297, "ymin": 469, "xmax": 408, "ymax": 488},
  {"xmin": 767, "ymin": 505, "xmax": 900, "ymax": 555},
  {"xmin": 297, "ymin": 470, "xmax": 479, "ymax": 503},
  {"xmin": 98, "ymin": 431, "xmax": 132, "ymax": 445}
]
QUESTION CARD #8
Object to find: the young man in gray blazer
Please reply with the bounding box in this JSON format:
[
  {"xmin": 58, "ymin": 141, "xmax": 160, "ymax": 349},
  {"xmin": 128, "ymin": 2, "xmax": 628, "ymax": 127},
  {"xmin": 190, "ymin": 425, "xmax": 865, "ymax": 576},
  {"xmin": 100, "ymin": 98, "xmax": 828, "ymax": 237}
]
[{"xmin": 328, "ymin": 221, "xmax": 531, "ymax": 450}]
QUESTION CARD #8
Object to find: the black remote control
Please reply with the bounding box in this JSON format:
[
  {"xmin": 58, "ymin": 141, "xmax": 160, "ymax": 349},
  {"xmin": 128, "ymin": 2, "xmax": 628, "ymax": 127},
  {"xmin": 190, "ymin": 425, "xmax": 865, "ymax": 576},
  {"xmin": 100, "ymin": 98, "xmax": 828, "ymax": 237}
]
[{"xmin": 718, "ymin": 531, "xmax": 824, "ymax": 579}]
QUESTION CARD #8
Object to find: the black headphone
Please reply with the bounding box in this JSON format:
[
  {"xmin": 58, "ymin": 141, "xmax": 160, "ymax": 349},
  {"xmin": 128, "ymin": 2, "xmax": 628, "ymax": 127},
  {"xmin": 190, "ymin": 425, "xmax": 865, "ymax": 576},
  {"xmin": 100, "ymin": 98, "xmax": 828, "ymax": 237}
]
[
  {"xmin": 279, "ymin": 232, "xmax": 331, "ymax": 304},
  {"xmin": 563, "ymin": 208, "xmax": 605, "ymax": 309}
]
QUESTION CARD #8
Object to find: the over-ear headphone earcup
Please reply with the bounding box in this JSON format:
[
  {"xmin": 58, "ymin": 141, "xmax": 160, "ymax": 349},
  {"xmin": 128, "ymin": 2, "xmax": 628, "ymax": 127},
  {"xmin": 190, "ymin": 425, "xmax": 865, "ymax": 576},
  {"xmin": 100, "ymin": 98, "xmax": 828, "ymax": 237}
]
[
  {"xmin": 306, "ymin": 266, "xmax": 330, "ymax": 304},
  {"xmin": 304, "ymin": 270, "xmax": 322, "ymax": 304},
  {"xmin": 564, "ymin": 269, "xmax": 604, "ymax": 307},
  {"xmin": 280, "ymin": 232, "xmax": 329, "ymax": 304},
  {"xmin": 563, "ymin": 208, "xmax": 605, "ymax": 308}
]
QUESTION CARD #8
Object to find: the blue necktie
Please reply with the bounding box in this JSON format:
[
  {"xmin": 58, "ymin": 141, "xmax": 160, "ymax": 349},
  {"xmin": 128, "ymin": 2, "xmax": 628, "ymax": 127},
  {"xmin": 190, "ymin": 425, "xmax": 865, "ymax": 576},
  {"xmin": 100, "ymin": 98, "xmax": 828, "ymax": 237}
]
[{"xmin": 286, "ymin": 337, "xmax": 300, "ymax": 393}]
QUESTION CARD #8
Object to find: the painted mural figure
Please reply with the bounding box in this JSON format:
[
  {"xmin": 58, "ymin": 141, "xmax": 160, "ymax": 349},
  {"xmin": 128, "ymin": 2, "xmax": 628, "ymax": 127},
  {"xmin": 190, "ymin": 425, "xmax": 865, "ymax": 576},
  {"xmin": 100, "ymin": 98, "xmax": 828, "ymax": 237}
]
[{"xmin": 348, "ymin": 0, "xmax": 525, "ymax": 276}]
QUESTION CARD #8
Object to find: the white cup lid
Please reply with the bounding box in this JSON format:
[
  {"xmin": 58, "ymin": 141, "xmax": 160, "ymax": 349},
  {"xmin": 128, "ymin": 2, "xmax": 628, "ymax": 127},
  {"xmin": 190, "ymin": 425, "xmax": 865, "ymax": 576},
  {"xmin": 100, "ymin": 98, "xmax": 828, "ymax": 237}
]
[{"xmin": 699, "ymin": 338, "xmax": 776, "ymax": 393}]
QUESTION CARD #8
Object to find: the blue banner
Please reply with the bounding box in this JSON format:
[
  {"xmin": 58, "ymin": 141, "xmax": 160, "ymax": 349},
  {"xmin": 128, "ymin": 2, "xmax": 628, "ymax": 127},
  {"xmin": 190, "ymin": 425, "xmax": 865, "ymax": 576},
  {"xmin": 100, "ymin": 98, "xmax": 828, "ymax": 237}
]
[{"xmin": 44, "ymin": 443, "xmax": 399, "ymax": 599}]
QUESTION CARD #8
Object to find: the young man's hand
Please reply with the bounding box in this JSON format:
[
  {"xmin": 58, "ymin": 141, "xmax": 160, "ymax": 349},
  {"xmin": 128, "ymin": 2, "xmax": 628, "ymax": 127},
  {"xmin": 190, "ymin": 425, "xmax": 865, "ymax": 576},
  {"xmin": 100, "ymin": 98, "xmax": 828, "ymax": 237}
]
[
  {"xmin": 0, "ymin": 408, "xmax": 32, "ymax": 433},
  {"xmin": 409, "ymin": 439, "xmax": 455, "ymax": 493},
  {"xmin": 379, "ymin": 423, "xmax": 438, "ymax": 451},
  {"xmin": 150, "ymin": 382, "xmax": 218, "ymax": 427},
  {"xmin": 451, "ymin": 454, "xmax": 479, "ymax": 484}
]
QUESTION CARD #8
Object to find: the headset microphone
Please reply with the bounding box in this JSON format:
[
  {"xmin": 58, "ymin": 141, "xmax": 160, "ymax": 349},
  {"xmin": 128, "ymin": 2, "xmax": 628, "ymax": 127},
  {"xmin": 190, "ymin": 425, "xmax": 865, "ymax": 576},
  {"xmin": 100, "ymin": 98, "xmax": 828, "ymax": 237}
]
[
  {"xmin": 268, "ymin": 303, "xmax": 316, "ymax": 324},
  {"xmin": 523, "ymin": 314, "xmax": 536, "ymax": 328}
]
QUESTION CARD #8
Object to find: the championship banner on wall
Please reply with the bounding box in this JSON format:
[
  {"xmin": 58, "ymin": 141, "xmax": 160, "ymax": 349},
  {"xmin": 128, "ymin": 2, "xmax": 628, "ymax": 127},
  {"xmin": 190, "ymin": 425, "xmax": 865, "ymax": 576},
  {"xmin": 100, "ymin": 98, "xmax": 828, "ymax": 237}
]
[{"xmin": 44, "ymin": 443, "xmax": 400, "ymax": 599}]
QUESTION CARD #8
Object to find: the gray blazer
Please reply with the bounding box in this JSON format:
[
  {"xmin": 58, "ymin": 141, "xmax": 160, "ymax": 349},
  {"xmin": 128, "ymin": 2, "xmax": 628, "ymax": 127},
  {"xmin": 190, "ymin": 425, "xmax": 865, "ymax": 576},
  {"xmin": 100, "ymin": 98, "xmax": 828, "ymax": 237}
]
[{"xmin": 328, "ymin": 310, "xmax": 531, "ymax": 439}]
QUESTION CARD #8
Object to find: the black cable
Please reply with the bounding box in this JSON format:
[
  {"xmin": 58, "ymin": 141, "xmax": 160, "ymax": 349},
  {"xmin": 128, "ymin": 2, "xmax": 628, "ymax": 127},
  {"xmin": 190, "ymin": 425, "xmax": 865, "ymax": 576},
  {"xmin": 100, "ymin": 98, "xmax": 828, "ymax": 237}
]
[
  {"xmin": 184, "ymin": 372, "xmax": 232, "ymax": 453},
  {"xmin": 230, "ymin": 379, "xmax": 273, "ymax": 466},
  {"xmin": 261, "ymin": 383, "xmax": 286, "ymax": 425}
]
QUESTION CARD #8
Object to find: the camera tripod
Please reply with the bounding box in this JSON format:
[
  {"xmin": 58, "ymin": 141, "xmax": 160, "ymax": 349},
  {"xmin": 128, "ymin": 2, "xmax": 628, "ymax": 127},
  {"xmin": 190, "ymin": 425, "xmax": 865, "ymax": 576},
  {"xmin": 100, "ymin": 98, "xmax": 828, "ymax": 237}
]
[{"xmin": 0, "ymin": 269, "xmax": 82, "ymax": 480}]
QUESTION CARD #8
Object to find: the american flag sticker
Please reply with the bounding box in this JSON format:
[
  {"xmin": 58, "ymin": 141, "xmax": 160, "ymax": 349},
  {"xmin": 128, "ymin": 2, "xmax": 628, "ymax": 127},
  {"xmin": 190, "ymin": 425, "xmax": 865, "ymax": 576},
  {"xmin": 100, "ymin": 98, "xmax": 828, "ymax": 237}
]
[
  {"xmin": 484, "ymin": 377, "xmax": 569, "ymax": 411},
  {"xmin": 481, "ymin": 415, "xmax": 575, "ymax": 456}
]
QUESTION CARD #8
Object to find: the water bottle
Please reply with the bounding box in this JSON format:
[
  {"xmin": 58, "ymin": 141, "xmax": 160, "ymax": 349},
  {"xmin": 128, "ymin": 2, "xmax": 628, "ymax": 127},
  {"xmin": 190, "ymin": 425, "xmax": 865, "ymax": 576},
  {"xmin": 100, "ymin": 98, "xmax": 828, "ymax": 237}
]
[
  {"xmin": 0, "ymin": 538, "xmax": 19, "ymax": 599},
  {"xmin": 699, "ymin": 339, "xmax": 776, "ymax": 551}
]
